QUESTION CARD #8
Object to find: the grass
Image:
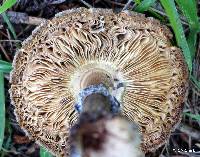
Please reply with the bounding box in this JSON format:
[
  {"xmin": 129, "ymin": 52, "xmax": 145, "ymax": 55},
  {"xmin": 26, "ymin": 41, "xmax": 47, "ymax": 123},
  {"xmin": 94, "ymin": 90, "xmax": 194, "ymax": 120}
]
[
  {"xmin": 0, "ymin": 60, "xmax": 12, "ymax": 73},
  {"xmin": 0, "ymin": 58, "xmax": 11, "ymax": 153},
  {"xmin": 1, "ymin": 12, "xmax": 17, "ymax": 40},
  {"xmin": 191, "ymin": 75, "xmax": 200, "ymax": 89},
  {"xmin": 0, "ymin": 65, "xmax": 5, "ymax": 151},
  {"xmin": 1, "ymin": 0, "xmax": 18, "ymax": 49},
  {"xmin": 0, "ymin": 119, "xmax": 12, "ymax": 157},
  {"xmin": 176, "ymin": 0, "xmax": 200, "ymax": 60},
  {"xmin": 135, "ymin": 0, "xmax": 156, "ymax": 12},
  {"xmin": 40, "ymin": 147, "xmax": 54, "ymax": 157},
  {"xmin": 0, "ymin": 58, "xmax": 11, "ymax": 151},
  {"xmin": 0, "ymin": 0, "xmax": 16, "ymax": 14},
  {"xmin": 160, "ymin": 0, "xmax": 193, "ymax": 72},
  {"xmin": 184, "ymin": 113, "xmax": 200, "ymax": 121}
]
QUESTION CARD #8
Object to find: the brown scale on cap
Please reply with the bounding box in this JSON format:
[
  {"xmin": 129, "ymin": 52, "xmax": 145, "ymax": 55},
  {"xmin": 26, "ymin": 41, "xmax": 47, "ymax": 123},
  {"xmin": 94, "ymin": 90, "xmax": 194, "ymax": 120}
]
[{"xmin": 10, "ymin": 8, "xmax": 188, "ymax": 156}]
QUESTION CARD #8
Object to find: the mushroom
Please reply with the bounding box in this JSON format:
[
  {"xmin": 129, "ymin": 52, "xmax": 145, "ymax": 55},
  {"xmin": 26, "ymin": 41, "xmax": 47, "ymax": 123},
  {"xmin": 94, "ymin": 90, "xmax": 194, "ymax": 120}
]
[{"xmin": 10, "ymin": 8, "xmax": 188, "ymax": 156}]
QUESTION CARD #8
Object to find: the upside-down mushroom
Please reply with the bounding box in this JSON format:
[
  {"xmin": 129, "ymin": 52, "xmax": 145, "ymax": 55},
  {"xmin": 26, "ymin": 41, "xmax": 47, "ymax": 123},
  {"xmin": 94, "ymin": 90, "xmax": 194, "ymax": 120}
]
[{"xmin": 10, "ymin": 8, "xmax": 188, "ymax": 156}]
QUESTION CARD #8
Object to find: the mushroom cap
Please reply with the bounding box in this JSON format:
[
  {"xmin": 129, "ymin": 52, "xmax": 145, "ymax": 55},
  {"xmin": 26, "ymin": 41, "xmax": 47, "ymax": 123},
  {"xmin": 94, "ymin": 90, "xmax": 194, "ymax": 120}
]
[{"xmin": 10, "ymin": 8, "xmax": 188, "ymax": 156}]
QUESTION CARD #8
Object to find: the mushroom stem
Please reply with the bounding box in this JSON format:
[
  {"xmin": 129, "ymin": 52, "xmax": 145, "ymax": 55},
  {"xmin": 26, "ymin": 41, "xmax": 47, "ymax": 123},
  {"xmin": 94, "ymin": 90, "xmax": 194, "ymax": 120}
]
[
  {"xmin": 82, "ymin": 93, "xmax": 112, "ymax": 114},
  {"xmin": 75, "ymin": 84, "xmax": 120, "ymax": 114},
  {"xmin": 70, "ymin": 114, "xmax": 145, "ymax": 157},
  {"xmin": 70, "ymin": 83, "xmax": 144, "ymax": 157}
]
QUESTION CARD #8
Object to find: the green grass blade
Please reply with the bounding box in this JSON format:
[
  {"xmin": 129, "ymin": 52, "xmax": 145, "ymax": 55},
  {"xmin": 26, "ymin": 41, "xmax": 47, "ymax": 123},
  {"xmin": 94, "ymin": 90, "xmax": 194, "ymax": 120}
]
[
  {"xmin": 190, "ymin": 75, "xmax": 200, "ymax": 89},
  {"xmin": 0, "ymin": 60, "xmax": 12, "ymax": 73},
  {"xmin": 184, "ymin": 113, "xmax": 200, "ymax": 121},
  {"xmin": 160, "ymin": 0, "xmax": 192, "ymax": 72},
  {"xmin": 1, "ymin": 119, "xmax": 12, "ymax": 157},
  {"xmin": 187, "ymin": 30, "xmax": 198, "ymax": 60},
  {"xmin": 40, "ymin": 147, "xmax": 54, "ymax": 157},
  {"xmin": 0, "ymin": 0, "xmax": 17, "ymax": 14},
  {"xmin": 0, "ymin": 71, "xmax": 5, "ymax": 150},
  {"xmin": 176, "ymin": 0, "xmax": 200, "ymax": 59},
  {"xmin": 135, "ymin": 0, "xmax": 141, "ymax": 4},
  {"xmin": 148, "ymin": 8, "xmax": 165, "ymax": 21},
  {"xmin": 2, "ymin": 12, "xmax": 17, "ymax": 40},
  {"xmin": 176, "ymin": 0, "xmax": 199, "ymax": 30},
  {"xmin": 135, "ymin": 0, "xmax": 157, "ymax": 12}
]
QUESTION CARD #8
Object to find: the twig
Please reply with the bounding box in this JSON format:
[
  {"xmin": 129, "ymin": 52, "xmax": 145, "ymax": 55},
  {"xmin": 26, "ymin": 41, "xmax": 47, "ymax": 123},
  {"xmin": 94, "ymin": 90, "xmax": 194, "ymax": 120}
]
[
  {"xmin": 4, "ymin": 73, "xmax": 10, "ymax": 81},
  {"xmin": 159, "ymin": 143, "xmax": 167, "ymax": 156},
  {"xmin": 0, "ymin": 40, "xmax": 21, "ymax": 43},
  {"xmin": 0, "ymin": 43, "xmax": 11, "ymax": 62},
  {"xmin": 1, "ymin": 148, "xmax": 20, "ymax": 155},
  {"xmin": 104, "ymin": 0, "xmax": 125, "ymax": 7},
  {"xmin": 186, "ymin": 100, "xmax": 200, "ymax": 127},
  {"xmin": 49, "ymin": 0, "xmax": 66, "ymax": 5},
  {"xmin": 122, "ymin": 0, "xmax": 135, "ymax": 11},
  {"xmin": 0, "ymin": 11, "xmax": 46, "ymax": 25},
  {"xmin": 177, "ymin": 123, "xmax": 200, "ymax": 140},
  {"xmin": 0, "ymin": 30, "xmax": 8, "ymax": 37},
  {"xmin": 6, "ymin": 29, "xmax": 13, "ymax": 51},
  {"xmin": 79, "ymin": 0, "xmax": 93, "ymax": 8}
]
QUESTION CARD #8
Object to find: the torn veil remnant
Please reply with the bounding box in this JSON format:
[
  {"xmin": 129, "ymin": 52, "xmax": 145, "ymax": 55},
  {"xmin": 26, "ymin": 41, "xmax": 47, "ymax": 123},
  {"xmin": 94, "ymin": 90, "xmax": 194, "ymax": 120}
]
[{"xmin": 10, "ymin": 8, "xmax": 188, "ymax": 156}]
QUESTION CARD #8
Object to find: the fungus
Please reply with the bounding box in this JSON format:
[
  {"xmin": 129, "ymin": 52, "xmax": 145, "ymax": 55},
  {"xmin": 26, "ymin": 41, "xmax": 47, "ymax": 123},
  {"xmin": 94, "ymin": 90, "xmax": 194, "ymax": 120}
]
[{"xmin": 10, "ymin": 8, "xmax": 188, "ymax": 156}]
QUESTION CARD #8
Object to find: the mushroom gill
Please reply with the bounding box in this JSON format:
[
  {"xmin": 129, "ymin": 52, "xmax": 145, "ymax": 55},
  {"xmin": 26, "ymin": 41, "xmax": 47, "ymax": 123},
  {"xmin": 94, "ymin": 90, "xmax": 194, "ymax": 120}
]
[{"xmin": 10, "ymin": 8, "xmax": 188, "ymax": 156}]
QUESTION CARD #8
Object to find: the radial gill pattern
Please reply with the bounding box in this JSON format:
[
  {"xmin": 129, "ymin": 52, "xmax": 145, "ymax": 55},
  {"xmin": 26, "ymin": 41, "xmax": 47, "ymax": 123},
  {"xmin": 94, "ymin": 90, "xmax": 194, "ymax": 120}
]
[{"xmin": 10, "ymin": 8, "xmax": 188, "ymax": 156}]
